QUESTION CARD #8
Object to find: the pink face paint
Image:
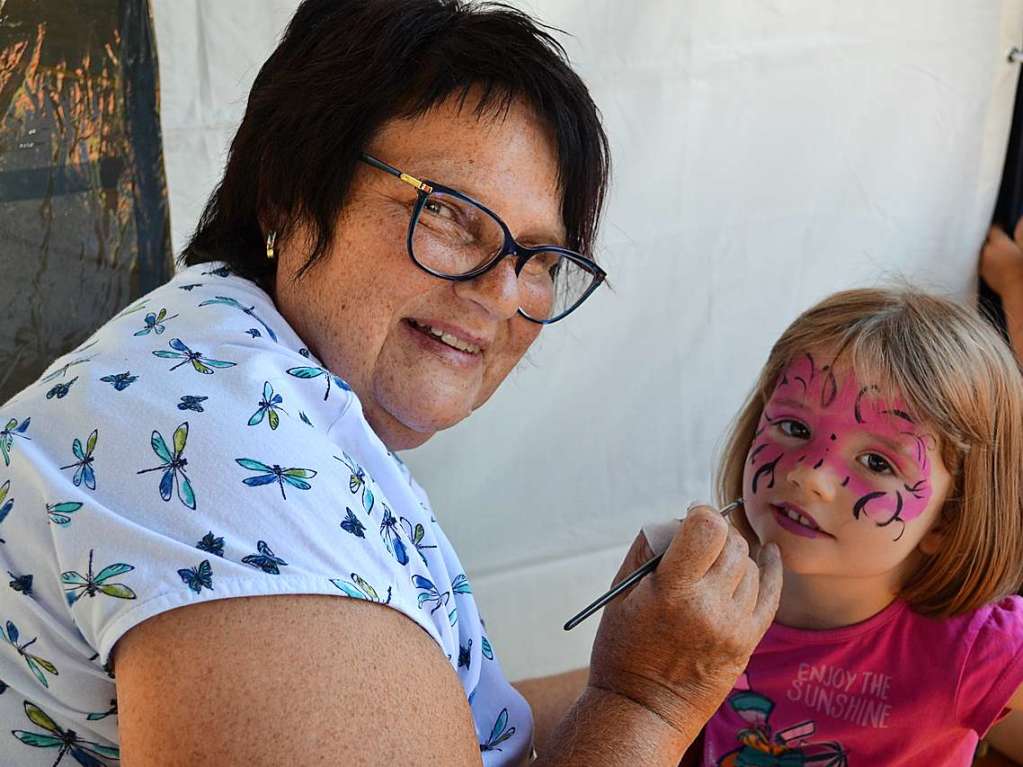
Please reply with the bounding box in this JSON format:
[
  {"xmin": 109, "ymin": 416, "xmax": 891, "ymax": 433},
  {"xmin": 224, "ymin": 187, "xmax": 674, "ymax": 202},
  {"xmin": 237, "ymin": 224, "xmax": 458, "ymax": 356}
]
[{"xmin": 745, "ymin": 353, "xmax": 935, "ymax": 541}]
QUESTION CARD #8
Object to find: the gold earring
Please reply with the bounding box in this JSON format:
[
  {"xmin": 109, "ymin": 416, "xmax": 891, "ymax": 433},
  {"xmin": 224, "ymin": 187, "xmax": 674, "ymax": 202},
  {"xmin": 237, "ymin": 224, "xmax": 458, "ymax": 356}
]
[{"xmin": 266, "ymin": 231, "xmax": 278, "ymax": 260}]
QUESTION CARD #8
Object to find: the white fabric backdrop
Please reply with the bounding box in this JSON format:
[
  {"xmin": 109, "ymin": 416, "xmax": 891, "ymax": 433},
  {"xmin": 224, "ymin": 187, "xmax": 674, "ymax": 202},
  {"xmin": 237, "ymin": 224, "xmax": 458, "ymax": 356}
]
[{"xmin": 152, "ymin": 0, "xmax": 1023, "ymax": 679}]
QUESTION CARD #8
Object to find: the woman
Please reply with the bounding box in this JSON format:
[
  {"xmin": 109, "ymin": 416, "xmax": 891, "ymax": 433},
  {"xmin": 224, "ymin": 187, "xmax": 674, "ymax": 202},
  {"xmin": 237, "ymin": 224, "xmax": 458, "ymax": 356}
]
[{"xmin": 0, "ymin": 1, "xmax": 780, "ymax": 764}]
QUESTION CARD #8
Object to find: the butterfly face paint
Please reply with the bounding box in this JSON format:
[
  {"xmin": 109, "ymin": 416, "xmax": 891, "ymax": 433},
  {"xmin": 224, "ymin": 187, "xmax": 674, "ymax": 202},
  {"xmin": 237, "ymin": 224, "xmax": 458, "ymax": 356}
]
[{"xmin": 743, "ymin": 353, "xmax": 937, "ymax": 543}]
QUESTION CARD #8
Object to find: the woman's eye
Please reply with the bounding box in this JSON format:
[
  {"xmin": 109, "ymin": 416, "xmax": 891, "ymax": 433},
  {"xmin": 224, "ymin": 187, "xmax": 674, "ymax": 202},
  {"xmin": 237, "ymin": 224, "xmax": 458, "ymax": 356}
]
[
  {"xmin": 423, "ymin": 199, "xmax": 456, "ymax": 220},
  {"xmin": 778, "ymin": 420, "xmax": 810, "ymax": 439},
  {"xmin": 859, "ymin": 453, "xmax": 895, "ymax": 475}
]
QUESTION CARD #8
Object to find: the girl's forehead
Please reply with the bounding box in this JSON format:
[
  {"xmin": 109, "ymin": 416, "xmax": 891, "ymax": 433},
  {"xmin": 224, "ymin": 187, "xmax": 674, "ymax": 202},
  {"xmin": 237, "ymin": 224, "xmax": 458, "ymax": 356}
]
[{"xmin": 772, "ymin": 352, "xmax": 907, "ymax": 414}]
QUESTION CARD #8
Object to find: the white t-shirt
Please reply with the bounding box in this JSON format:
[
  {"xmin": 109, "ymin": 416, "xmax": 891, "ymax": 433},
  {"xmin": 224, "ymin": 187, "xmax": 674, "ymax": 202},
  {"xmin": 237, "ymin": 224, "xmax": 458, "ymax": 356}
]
[{"xmin": 0, "ymin": 262, "xmax": 533, "ymax": 765}]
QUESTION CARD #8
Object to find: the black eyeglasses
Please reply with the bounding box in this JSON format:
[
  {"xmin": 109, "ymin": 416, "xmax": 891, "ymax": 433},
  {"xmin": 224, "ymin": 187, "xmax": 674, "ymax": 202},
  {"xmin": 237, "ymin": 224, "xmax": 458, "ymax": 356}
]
[{"xmin": 360, "ymin": 153, "xmax": 606, "ymax": 324}]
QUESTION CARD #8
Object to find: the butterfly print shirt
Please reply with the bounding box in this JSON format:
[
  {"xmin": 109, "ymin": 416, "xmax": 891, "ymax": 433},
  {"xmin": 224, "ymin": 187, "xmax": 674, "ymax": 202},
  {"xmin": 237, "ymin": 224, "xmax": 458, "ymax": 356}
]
[{"xmin": 0, "ymin": 263, "xmax": 533, "ymax": 765}]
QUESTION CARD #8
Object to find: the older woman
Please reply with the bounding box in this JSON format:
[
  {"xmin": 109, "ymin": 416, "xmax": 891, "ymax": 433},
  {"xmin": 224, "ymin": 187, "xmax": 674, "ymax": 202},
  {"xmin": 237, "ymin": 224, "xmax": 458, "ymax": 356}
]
[{"xmin": 0, "ymin": 1, "xmax": 779, "ymax": 764}]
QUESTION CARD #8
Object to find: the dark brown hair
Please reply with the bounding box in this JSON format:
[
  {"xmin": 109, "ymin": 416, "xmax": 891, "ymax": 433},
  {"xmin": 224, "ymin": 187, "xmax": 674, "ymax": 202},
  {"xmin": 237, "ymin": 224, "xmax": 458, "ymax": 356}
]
[{"xmin": 181, "ymin": 0, "xmax": 611, "ymax": 289}]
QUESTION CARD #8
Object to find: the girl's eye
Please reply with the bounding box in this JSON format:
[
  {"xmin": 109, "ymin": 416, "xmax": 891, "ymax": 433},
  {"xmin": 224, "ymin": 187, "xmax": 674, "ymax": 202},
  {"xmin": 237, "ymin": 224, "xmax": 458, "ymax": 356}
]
[
  {"xmin": 859, "ymin": 453, "xmax": 895, "ymax": 476},
  {"xmin": 778, "ymin": 419, "xmax": 810, "ymax": 440}
]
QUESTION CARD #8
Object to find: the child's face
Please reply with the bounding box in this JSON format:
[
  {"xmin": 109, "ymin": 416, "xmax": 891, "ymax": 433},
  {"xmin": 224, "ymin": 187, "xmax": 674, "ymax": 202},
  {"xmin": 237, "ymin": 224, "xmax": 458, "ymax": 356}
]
[{"xmin": 741, "ymin": 352, "xmax": 953, "ymax": 582}]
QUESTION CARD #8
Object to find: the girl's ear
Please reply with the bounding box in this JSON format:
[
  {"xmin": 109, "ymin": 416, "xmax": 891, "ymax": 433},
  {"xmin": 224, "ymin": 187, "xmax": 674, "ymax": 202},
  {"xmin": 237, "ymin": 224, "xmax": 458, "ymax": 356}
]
[{"xmin": 918, "ymin": 524, "xmax": 944, "ymax": 556}]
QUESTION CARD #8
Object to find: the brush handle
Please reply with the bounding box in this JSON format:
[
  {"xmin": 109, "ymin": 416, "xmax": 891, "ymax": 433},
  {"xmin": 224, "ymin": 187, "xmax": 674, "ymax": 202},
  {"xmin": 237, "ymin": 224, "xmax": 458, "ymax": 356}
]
[{"xmin": 562, "ymin": 499, "xmax": 743, "ymax": 631}]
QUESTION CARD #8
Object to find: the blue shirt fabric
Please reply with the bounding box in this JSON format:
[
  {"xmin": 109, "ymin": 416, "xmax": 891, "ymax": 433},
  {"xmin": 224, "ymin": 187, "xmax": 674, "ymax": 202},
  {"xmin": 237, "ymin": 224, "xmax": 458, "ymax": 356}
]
[{"xmin": 0, "ymin": 262, "xmax": 533, "ymax": 765}]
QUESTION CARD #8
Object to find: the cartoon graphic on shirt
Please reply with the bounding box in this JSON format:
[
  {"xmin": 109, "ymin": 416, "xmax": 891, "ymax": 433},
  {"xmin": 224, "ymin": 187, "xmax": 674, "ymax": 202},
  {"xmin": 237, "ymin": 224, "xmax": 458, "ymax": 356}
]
[
  {"xmin": 717, "ymin": 673, "xmax": 848, "ymax": 766},
  {"xmin": 0, "ymin": 622, "xmax": 58, "ymax": 689}
]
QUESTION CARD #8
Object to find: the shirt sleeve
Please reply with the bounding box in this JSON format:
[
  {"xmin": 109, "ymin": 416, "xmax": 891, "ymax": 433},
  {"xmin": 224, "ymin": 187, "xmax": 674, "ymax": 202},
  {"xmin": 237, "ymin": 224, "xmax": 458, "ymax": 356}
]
[
  {"xmin": 24, "ymin": 292, "xmax": 448, "ymax": 666},
  {"xmin": 956, "ymin": 596, "xmax": 1023, "ymax": 735}
]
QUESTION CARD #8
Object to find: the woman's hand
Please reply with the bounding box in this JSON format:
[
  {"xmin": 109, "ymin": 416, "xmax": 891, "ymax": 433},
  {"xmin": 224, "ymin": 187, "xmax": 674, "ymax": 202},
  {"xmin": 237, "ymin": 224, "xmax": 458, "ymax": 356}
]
[{"xmin": 587, "ymin": 506, "xmax": 782, "ymax": 744}]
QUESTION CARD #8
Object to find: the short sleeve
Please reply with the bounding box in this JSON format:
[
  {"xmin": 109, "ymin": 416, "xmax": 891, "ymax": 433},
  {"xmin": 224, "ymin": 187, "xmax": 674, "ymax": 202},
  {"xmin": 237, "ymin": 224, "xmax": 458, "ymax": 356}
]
[
  {"xmin": 956, "ymin": 596, "xmax": 1023, "ymax": 735},
  {"xmin": 7, "ymin": 270, "xmax": 456, "ymax": 666}
]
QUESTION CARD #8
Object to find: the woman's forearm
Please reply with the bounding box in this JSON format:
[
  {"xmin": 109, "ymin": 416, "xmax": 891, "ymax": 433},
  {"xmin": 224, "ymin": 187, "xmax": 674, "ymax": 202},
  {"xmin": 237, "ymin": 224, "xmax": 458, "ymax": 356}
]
[
  {"xmin": 532, "ymin": 685, "xmax": 698, "ymax": 766},
  {"xmin": 514, "ymin": 668, "xmax": 588, "ymax": 756}
]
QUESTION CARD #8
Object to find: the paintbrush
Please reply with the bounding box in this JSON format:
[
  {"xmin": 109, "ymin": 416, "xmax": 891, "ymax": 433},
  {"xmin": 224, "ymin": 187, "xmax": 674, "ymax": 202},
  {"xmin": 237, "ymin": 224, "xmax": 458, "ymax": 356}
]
[{"xmin": 563, "ymin": 498, "xmax": 744, "ymax": 631}]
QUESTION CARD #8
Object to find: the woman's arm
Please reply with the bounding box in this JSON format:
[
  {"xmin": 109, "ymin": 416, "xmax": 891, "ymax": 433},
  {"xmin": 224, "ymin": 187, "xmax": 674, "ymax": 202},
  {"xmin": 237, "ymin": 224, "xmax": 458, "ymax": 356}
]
[
  {"xmin": 514, "ymin": 668, "xmax": 588, "ymax": 755},
  {"xmin": 115, "ymin": 595, "xmax": 484, "ymax": 766}
]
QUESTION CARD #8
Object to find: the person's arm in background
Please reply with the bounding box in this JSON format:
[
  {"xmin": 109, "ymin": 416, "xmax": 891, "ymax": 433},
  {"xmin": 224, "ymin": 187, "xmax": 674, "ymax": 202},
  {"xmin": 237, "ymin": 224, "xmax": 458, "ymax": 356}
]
[
  {"xmin": 987, "ymin": 711, "xmax": 1023, "ymax": 764},
  {"xmin": 980, "ymin": 218, "xmax": 1023, "ymax": 360}
]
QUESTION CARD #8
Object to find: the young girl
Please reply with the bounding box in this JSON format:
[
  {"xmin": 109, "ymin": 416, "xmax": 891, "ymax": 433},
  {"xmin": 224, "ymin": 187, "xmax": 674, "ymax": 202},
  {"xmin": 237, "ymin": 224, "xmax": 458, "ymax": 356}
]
[{"xmin": 695, "ymin": 288, "xmax": 1023, "ymax": 765}]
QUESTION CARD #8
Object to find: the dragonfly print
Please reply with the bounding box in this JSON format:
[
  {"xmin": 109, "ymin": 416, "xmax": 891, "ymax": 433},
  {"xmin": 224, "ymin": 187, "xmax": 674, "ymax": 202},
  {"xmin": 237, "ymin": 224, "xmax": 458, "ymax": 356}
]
[
  {"xmin": 39, "ymin": 355, "xmax": 96, "ymax": 384},
  {"xmin": 59, "ymin": 429, "xmax": 98, "ymax": 490},
  {"xmin": 152, "ymin": 338, "xmax": 237, "ymax": 375},
  {"xmin": 133, "ymin": 307, "xmax": 179, "ymax": 336},
  {"xmin": 61, "ymin": 549, "xmax": 136, "ymax": 606},
  {"xmin": 334, "ymin": 452, "xmax": 374, "ymax": 513},
  {"xmin": 1, "ymin": 620, "xmax": 58, "ymax": 688},
  {"xmin": 0, "ymin": 417, "xmax": 31, "ymax": 466},
  {"xmin": 12, "ymin": 701, "xmax": 120, "ymax": 766},
  {"xmin": 248, "ymin": 382, "xmax": 287, "ymax": 430},
  {"xmin": 330, "ymin": 572, "xmax": 392, "ymax": 604},
  {"xmin": 198, "ymin": 296, "xmax": 279, "ymax": 342},
  {"xmin": 46, "ymin": 501, "xmax": 82, "ymax": 527},
  {"xmin": 379, "ymin": 508, "xmax": 409, "ymax": 566},
  {"xmin": 236, "ymin": 458, "xmax": 317, "ymax": 501},
  {"xmin": 286, "ymin": 364, "xmax": 351, "ymax": 401},
  {"xmin": 137, "ymin": 422, "xmax": 196, "ymax": 510},
  {"xmin": 0, "ymin": 480, "xmax": 13, "ymax": 542}
]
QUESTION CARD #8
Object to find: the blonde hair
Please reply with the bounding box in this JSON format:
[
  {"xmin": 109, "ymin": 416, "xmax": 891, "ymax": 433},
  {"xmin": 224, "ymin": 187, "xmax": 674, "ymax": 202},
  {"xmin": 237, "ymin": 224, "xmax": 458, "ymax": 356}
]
[{"xmin": 716, "ymin": 288, "xmax": 1023, "ymax": 617}]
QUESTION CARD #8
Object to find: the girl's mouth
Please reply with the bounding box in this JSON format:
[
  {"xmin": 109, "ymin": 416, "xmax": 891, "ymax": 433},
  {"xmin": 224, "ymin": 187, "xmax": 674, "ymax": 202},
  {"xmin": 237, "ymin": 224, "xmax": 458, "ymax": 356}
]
[{"xmin": 771, "ymin": 502, "xmax": 830, "ymax": 539}]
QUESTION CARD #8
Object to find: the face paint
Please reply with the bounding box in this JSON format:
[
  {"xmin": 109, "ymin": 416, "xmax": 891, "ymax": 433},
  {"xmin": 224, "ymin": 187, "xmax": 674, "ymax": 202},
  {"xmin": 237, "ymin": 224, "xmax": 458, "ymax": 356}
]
[{"xmin": 744, "ymin": 353, "xmax": 935, "ymax": 541}]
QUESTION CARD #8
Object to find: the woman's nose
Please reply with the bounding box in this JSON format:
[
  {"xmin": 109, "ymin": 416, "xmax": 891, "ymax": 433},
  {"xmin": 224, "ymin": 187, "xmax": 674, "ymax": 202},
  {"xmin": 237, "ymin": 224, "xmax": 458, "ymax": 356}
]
[
  {"xmin": 786, "ymin": 459, "xmax": 838, "ymax": 502},
  {"xmin": 453, "ymin": 256, "xmax": 521, "ymax": 320}
]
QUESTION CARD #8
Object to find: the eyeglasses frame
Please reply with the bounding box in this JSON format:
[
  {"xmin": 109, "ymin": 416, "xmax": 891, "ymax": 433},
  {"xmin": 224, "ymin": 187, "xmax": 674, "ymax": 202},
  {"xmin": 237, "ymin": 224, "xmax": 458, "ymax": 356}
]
[{"xmin": 359, "ymin": 152, "xmax": 606, "ymax": 324}]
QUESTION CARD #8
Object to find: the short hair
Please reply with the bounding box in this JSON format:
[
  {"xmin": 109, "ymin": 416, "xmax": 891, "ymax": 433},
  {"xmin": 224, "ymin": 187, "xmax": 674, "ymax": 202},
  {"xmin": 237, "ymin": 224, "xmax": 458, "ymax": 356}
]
[
  {"xmin": 716, "ymin": 288, "xmax": 1023, "ymax": 617},
  {"xmin": 181, "ymin": 0, "xmax": 611, "ymax": 289}
]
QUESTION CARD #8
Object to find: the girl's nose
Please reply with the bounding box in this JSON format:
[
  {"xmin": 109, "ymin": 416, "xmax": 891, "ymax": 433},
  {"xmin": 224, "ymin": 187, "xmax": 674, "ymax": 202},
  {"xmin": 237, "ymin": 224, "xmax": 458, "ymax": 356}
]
[{"xmin": 786, "ymin": 458, "xmax": 838, "ymax": 502}]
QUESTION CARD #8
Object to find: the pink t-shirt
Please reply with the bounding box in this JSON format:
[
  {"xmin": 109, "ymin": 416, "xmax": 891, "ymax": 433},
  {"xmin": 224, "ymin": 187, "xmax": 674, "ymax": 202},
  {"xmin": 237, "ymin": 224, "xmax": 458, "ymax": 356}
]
[{"xmin": 701, "ymin": 596, "xmax": 1023, "ymax": 766}]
